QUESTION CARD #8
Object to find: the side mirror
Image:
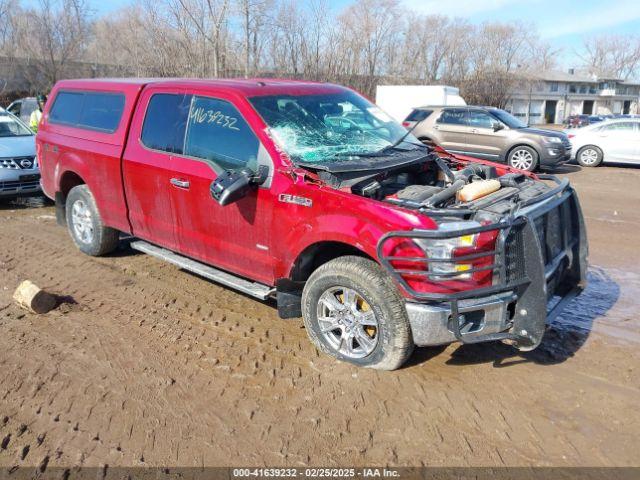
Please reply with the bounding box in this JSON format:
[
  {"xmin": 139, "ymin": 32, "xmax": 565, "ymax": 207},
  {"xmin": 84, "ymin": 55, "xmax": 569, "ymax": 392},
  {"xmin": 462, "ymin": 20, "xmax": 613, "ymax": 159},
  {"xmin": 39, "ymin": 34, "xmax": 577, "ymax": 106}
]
[
  {"xmin": 210, "ymin": 165, "xmax": 268, "ymax": 206},
  {"xmin": 492, "ymin": 122, "xmax": 504, "ymax": 132}
]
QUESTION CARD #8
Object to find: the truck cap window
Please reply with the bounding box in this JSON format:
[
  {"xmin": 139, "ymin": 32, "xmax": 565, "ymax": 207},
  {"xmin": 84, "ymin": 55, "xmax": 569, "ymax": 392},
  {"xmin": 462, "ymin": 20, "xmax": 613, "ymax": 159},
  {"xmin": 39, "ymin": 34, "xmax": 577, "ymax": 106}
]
[
  {"xmin": 141, "ymin": 94, "xmax": 193, "ymax": 154},
  {"xmin": 49, "ymin": 91, "xmax": 125, "ymax": 133},
  {"xmin": 184, "ymin": 96, "xmax": 259, "ymax": 171}
]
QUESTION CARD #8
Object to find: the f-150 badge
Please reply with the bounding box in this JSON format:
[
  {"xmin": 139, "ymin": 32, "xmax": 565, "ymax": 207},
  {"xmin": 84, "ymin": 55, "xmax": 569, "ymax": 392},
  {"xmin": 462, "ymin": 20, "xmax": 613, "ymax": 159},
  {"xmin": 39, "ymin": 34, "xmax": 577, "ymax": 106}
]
[{"xmin": 279, "ymin": 194, "xmax": 312, "ymax": 207}]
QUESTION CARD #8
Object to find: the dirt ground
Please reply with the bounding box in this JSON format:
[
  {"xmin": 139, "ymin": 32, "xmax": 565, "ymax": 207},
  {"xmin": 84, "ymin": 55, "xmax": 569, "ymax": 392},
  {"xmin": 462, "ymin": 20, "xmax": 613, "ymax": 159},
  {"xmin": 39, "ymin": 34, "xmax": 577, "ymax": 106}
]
[{"xmin": 0, "ymin": 164, "xmax": 639, "ymax": 470}]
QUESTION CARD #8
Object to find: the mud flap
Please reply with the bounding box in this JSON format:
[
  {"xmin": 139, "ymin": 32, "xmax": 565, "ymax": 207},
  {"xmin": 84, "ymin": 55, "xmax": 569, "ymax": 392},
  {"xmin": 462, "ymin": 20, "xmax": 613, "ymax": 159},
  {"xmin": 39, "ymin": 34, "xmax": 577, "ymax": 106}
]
[{"xmin": 55, "ymin": 191, "xmax": 66, "ymax": 226}]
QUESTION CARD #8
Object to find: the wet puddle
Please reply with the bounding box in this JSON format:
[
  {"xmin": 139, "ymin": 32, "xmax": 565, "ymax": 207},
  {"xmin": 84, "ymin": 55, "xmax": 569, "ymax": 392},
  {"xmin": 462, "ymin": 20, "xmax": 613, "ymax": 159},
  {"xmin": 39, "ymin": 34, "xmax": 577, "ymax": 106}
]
[{"xmin": 552, "ymin": 266, "xmax": 640, "ymax": 344}]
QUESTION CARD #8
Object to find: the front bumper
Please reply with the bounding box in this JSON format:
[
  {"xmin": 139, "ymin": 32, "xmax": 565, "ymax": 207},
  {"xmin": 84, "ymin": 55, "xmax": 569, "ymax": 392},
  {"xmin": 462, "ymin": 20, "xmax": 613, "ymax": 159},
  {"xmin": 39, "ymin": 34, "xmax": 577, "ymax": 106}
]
[
  {"xmin": 406, "ymin": 292, "xmax": 515, "ymax": 346},
  {"xmin": 379, "ymin": 175, "xmax": 588, "ymax": 350},
  {"xmin": 0, "ymin": 170, "xmax": 41, "ymax": 198},
  {"xmin": 539, "ymin": 145, "xmax": 572, "ymax": 166}
]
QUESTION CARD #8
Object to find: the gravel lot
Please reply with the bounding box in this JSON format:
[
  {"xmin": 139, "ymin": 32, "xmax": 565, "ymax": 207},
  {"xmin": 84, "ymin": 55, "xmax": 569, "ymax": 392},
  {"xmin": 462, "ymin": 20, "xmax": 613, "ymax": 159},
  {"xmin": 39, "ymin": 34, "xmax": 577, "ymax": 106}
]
[{"xmin": 0, "ymin": 164, "xmax": 639, "ymax": 469}]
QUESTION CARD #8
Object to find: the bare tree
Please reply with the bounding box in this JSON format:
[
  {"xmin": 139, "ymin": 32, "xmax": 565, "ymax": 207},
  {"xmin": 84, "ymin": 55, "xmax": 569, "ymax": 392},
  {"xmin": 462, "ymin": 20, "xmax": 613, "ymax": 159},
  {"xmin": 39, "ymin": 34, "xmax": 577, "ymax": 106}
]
[
  {"xmin": 10, "ymin": 0, "xmax": 634, "ymax": 110},
  {"xmin": 237, "ymin": 0, "xmax": 271, "ymax": 77},
  {"xmin": 169, "ymin": 0, "xmax": 231, "ymax": 77},
  {"xmin": 579, "ymin": 34, "xmax": 640, "ymax": 80},
  {"xmin": 335, "ymin": 0, "xmax": 402, "ymax": 96},
  {"xmin": 0, "ymin": 0, "xmax": 18, "ymax": 54},
  {"xmin": 460, "ymin": 22, "xmax": 532, "ymax": 107},
  {"xmin": 14, "ymin": 0, "xmax": 91, "ymax": 89}
]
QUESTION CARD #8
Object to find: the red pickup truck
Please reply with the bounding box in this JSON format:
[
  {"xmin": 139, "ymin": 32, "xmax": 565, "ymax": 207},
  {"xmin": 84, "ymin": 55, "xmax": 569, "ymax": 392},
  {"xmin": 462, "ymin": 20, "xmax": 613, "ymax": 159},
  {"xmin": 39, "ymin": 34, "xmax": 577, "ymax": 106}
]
[{"xmin": 37, "ymin": 78, "xmax": 588, "ymax": 370}]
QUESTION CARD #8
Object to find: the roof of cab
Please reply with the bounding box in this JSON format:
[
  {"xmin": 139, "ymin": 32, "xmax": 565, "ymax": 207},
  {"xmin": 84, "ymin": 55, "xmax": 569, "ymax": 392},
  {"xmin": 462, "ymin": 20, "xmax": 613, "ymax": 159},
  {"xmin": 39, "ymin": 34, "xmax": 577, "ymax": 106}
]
[{"xmin": 53, "ymin": 78, "xmax": 348, "ymax": 97}]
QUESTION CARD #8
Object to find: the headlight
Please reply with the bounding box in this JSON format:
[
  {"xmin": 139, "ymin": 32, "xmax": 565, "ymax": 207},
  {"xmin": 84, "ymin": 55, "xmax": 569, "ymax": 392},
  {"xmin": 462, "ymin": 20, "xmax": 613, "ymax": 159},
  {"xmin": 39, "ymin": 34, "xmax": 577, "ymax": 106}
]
[
  {"xmin": 544, "ymin": 136, "xmax": 562, "ymax": 144},
  {"xmin": 414, "ymin": 221, "xmax": 480, "ymax": 280}
]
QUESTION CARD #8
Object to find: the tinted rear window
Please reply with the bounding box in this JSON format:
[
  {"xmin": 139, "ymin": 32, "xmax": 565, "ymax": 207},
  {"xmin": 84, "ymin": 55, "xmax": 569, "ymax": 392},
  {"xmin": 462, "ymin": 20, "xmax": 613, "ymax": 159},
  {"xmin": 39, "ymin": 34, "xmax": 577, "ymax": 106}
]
[
  {"xmin": 141, "ymin": 94, "xmax": 192, "ymax": 154},
  {"xmin": 437, "ymin": 108, "xmax": 468, "ymax": 125},
  {"xmin": 405, "ymin": 109, "xmax": 433, "ymax": 122},
  {"xmin": 49, "ymin": 91, "xmax": 125, "ymax": 133}
]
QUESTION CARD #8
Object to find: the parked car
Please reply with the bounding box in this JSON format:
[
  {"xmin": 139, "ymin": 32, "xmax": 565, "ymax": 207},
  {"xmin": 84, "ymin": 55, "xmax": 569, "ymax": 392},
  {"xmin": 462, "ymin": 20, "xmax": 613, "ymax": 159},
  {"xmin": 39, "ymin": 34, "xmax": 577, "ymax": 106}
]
[
  {"xmin": 568, "ymin": 119, "xmax": 640, "ymax": 167},
  {"xmin": 37, "ymin": 79, "xmax": 587, "ymax": 370},
  {"xmin": 564, "ymin": 114, "xmax": 591, "ymax": 128},
  {"xmin": 0, "ymin": 110, "xmax": 40, "ymax": 200},
  {"xmin": 588, "ymin": 115, "xmax": 605, "ymax": 124},
  {"xmin": 6, "ymin": 97, "xmax": 38, "ymax": 125},
  {"xmin": 403, "ymin": 106, "xmax": 572, "ymax": 171}
]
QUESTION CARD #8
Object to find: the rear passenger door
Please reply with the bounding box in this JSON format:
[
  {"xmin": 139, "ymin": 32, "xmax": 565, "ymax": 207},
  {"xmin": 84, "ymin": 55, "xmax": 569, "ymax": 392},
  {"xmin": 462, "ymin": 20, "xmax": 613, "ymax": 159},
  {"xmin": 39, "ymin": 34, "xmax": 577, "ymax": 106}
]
[
  {"xmin": 433, "ymin": 108, "xmax": 473, "ymax": 154},
  {"xmin": 167, "ymin": 94, "xmax": 276, "ymax": 285}
]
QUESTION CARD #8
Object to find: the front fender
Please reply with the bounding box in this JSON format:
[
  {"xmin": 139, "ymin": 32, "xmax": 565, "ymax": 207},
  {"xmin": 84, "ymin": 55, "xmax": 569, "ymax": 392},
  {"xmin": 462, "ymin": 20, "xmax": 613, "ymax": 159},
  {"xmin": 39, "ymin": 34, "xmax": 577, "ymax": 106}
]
[{"xmin": 274, "ymin": 191, "xmax": 437, "ymax": 280}]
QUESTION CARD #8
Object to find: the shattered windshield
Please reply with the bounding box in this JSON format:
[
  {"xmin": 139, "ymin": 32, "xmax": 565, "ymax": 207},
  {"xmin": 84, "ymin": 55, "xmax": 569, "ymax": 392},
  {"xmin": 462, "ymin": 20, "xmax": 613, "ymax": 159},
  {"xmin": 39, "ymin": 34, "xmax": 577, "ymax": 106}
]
[{"xmin": 249, "ymin": 91, "xmax": 420, "ymax": 164}]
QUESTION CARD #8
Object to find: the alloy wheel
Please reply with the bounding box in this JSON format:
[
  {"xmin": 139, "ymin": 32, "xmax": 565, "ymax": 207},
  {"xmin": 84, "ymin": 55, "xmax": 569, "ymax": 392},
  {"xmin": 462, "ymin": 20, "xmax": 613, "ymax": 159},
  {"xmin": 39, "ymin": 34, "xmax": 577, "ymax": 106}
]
[
  {"xmin": 580, "ymin": 148, "xmax": 599, "ymax": 165},
  {"xmin": 71, "ymin": 199, "xmax": 94, "ymax": 244},
  {"xmin": 509, "ymin": 149, "xmax": 534, "ymax": 170},
  {"xmin": 316, "ymin": 286, "xmax": 379, "ymax": 359}
]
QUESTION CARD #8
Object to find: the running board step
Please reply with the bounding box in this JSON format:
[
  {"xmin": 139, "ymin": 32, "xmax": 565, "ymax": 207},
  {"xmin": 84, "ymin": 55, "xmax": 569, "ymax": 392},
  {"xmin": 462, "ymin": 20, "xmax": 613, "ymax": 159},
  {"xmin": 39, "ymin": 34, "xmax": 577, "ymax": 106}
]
[{"xmin": 130, "ymin": 240, "xmax": 275, "ymax": 300}]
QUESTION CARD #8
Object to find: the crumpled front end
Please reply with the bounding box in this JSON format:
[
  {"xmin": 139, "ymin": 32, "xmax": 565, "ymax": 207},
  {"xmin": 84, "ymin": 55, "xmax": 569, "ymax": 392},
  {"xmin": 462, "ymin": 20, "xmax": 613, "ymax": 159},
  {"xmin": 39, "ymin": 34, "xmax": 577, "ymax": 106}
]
[{"xmin": 378, "ymin": 177, "xmax": 588, "ymax": 350}]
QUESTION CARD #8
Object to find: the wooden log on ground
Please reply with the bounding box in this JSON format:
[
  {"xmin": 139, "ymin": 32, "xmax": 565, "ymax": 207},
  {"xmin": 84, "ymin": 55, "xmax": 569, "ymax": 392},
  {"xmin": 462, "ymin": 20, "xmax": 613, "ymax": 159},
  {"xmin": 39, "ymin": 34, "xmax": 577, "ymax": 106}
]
[{"xmin": 13, "ymin": 280, "xmax": 57, "ymax": 314}]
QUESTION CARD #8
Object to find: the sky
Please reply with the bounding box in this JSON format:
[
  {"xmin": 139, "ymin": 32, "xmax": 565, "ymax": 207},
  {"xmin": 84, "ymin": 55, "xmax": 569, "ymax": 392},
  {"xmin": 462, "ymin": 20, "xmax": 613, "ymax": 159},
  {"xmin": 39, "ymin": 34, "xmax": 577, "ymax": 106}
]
[{"xmin": 79, "ymin": 0, "xmax": 640, "ymax": 69}]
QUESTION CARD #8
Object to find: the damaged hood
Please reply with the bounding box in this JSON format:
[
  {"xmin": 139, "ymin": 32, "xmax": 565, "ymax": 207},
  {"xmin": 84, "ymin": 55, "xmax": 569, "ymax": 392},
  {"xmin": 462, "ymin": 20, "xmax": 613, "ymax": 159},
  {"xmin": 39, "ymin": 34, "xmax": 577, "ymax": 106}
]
[{"xmin": 296, "ymin": 146, "xmax": 431, "ymax": 173}]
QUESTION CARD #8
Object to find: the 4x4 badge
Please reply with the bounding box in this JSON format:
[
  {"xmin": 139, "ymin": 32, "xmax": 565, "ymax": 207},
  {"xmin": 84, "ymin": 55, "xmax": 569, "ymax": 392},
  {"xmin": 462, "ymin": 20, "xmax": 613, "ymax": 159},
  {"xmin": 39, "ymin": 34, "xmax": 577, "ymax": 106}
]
[{"xmin": 279, "ymin": 193, "xmax": 312, "ymax": 207}]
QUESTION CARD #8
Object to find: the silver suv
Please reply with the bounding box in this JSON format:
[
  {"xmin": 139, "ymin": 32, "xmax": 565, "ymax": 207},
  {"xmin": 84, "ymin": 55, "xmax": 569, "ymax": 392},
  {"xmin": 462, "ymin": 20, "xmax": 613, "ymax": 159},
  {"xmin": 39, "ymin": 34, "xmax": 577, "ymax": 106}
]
[{"xmin": 404, "ymin": 106, "xmax": 571, "ymax": 171}]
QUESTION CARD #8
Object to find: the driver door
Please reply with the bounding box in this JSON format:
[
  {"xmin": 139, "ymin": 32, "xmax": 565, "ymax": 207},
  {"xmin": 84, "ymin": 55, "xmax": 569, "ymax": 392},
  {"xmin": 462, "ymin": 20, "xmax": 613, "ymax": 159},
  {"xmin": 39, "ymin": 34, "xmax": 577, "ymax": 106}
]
[
  {"xmin": 167, "ymin": 93, "xmax": 277, "ymax": 285},
  {"xmin": 465, "ymin": 109, "xmax": 507, "ymax": 160}
]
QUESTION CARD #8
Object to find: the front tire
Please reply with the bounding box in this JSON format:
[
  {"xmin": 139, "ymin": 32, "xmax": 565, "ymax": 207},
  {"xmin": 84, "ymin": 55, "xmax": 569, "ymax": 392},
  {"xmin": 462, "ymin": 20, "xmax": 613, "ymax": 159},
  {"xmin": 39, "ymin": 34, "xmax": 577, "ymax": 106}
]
[
  {"xmin": 507, "ymin": 146, "xmax": 539, "ymax": 171},
  {"xmin": 66, "ymin": 185, "xmax": 119, "ymax": 256},
  {"xmin": 576, "ymin": 145, "xmax": 603, "ymax": 167},
  {"xmin": 302, "ymin": 256, "xmax": 414, "ymax": 370}
]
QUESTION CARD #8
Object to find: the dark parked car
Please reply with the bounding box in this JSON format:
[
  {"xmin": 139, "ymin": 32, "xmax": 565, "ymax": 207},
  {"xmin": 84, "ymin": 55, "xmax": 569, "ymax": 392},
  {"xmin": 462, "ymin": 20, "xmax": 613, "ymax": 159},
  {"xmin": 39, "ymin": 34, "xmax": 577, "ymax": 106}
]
[{"xmin": 565, "ymin": 114, "xmax": 591, "ymax": 128}]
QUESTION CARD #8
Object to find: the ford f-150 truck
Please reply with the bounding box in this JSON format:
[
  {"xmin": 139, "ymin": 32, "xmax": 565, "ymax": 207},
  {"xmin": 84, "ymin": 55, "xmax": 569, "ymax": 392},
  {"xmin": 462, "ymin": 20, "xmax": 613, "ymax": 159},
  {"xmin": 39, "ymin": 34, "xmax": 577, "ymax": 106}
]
[{"xmin": 37, "ymin": 78, "xmax": 588, "ymax": 370}]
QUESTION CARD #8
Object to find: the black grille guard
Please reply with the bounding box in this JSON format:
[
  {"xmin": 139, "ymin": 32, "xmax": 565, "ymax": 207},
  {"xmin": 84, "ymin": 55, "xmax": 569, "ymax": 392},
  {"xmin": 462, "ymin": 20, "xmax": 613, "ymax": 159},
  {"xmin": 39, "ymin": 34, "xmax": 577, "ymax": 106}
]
[{"xmin": 376, "ymin": 175, "xmax": 589, "ymax": 349}]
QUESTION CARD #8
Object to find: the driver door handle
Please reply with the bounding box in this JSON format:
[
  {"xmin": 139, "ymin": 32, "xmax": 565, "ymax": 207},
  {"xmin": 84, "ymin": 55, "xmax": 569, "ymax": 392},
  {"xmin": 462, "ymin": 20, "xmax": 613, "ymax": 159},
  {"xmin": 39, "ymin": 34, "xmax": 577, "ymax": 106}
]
[{"xmin": 170, "ymin": 178, "xmax": 190, "ymax": 189}]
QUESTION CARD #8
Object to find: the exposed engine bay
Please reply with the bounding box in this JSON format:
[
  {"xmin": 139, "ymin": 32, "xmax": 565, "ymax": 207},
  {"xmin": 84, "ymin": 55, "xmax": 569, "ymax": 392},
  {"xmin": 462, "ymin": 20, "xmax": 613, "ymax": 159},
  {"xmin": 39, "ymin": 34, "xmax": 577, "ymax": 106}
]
[{"xmin": 315, "ymin": 152, "xmax": 551, "ymax": 219}]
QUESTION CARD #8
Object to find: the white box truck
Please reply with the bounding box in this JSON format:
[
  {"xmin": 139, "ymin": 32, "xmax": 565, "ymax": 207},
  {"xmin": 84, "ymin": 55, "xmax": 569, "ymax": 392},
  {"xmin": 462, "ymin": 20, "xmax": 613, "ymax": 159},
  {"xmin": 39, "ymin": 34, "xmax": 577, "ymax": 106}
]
[{"xmin": 375, "ymin": 85, "xmax": 466, "ymax": 123}]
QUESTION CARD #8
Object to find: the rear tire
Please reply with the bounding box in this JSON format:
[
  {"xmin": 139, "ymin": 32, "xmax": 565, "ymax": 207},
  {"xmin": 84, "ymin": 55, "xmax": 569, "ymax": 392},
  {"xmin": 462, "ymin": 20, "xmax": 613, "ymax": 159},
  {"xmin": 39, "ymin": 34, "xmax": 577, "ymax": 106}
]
[
  {"xmin": 576, "ymin": 145, "xmax": 603, "ymax": 167},
  {"xmin": 507, "ymin": 145, "xmax": 539, "ymax": 171},
  {"xmin": 301, "ymin": 256, "xmax": 414, "ymax": 370},
  {"xmin": 66, "ymin": 185, "xmax": 119, "ymax": 256}
]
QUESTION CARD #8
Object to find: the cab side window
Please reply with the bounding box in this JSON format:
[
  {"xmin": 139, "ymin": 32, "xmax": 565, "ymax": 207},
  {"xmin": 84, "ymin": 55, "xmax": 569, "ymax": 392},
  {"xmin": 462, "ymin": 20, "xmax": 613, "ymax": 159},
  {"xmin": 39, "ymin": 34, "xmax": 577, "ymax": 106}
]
[
  {"xmin": 467, "ymin": 110, "xmax": 495, "ymax": 129},
  {"xmin": 602, "ymin": 122, "xmax": 635, "ymax": 131},
  {"xmin": 184, "ymin": 96, "xmax": 259, "ymax": 171},
  {"xmin": 437, "ymin": 108, "xmax": 468, "ymax": 126},
  {"xmin": 141, "ymin": 93, "xmax": 192, "ymax": 154}
]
